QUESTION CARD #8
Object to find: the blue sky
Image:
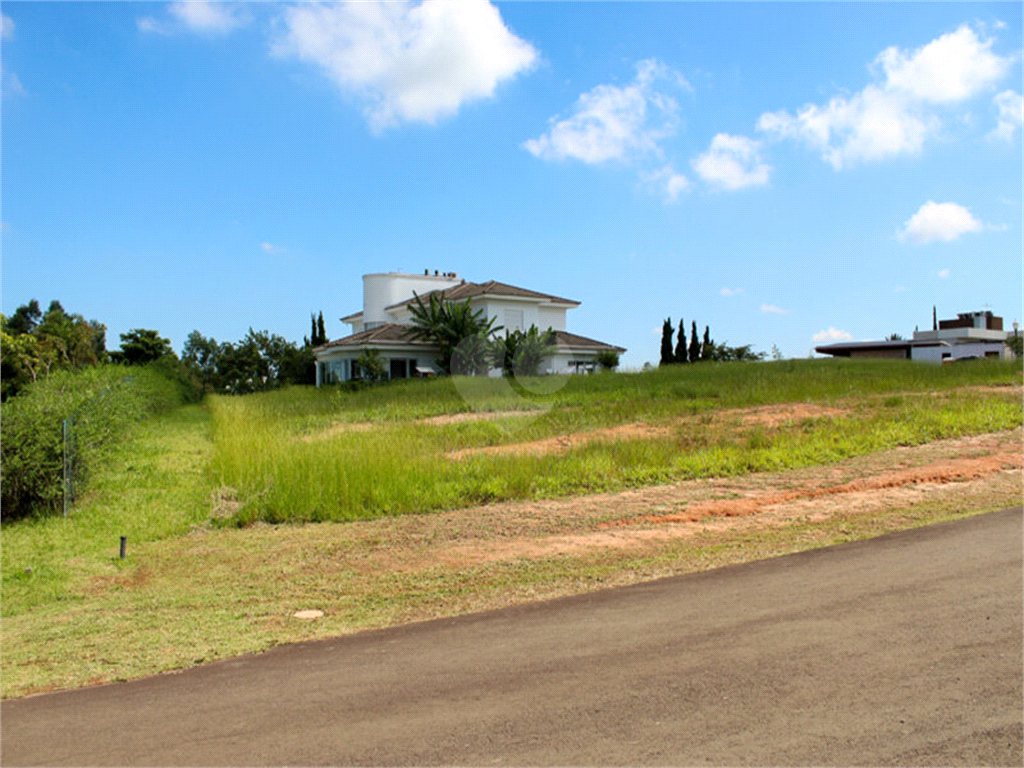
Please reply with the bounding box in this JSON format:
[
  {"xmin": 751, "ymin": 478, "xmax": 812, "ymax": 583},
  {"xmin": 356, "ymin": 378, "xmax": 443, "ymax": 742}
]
[{"xmin": 2, "ymin": 1, "xmax": 1021, "ymax": 367}]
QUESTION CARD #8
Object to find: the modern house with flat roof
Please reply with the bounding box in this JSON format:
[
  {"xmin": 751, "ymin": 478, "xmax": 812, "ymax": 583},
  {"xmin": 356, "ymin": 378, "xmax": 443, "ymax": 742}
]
[
  {"xmin": 815, "ymin": 310, "xmax": 1018, "ymax": 363},
  {"xmin": 313, "ymin": 271, "xmax": 626, "ymax": 384}
]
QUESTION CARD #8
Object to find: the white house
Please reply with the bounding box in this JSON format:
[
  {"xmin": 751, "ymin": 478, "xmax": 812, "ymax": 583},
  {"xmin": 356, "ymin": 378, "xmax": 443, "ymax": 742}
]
[
  {"xmin": 313, "ymin": 270, "xmax": 626, "ymax": 384},
  {"xmin": 815, "ymin": 310, "xmax": 1018, "ymax": 362}
]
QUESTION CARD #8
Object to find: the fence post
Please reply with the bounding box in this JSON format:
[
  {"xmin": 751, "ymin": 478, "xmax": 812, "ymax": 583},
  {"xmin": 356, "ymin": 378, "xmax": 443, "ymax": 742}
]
[{"xmin": 62, "ymin": 418, "xmax": 69, "ymax": 518}]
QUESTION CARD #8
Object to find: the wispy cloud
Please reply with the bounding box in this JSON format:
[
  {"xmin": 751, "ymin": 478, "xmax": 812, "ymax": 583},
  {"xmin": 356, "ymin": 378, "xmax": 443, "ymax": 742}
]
[
  {"xmin": 812, "ymin": 327, "xmax": 853, "ymax": 343},
  {"xmin": 139, "ymin": 1, "xmax": 246, "ymax": 36},
  {"xmin": 691, "ymin": 133, "xmax": 771, "ymax": 189},
  {"xmin": 761, "ymin": 304, "xmax": 791, "ymax": 315},
  {"xmin": 720, "ymin": 287, "xmax": 744, "ymax": 297},
  {"xmin": 1, "ymin": 13, "xmax": 14, "ymax": 40},
  {"xmin": 525, "ymin": 60, "xmax": 684, "ymax": 164},
  {"xmin": 273, "ymin": 0, "xmax": 535, "ymax": 132},
  {"xmin": 989, "ymin": 90, "xmax": 1023, "ymax": 141},
  {"xmin": 641, "ymin": 164, "xmax": 689, "ymax": 203},
  {"xmin": 759, "ymin": 26, "xmax": 1011, "ymax": 169},
  {"xmin": 260, "ymin": 242, "xmax": 286, "ymax": 255},
  {"xmin": 898, "ymin": 201, "xmax": 984, "ymax": 244},
  {"xmin": 938, "ymin": 268, "xmax": 950, "ymax": 279}
]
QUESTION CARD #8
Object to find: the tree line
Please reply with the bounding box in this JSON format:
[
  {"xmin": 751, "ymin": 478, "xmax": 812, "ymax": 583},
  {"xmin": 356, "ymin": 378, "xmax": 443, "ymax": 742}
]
[
  {"xmin": 659, "ymin": 317, "xmax": 764, "ymax": 366},
  {"xmin": 1, "ymin": 299, "xmax": 330, "ymax": 401}
]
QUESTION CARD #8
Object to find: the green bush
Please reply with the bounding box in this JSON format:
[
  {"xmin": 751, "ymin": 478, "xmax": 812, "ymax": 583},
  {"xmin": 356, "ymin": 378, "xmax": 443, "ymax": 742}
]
[{"xmin": 0, "ymin": 365, "xmax": 190, "ymax": 520}]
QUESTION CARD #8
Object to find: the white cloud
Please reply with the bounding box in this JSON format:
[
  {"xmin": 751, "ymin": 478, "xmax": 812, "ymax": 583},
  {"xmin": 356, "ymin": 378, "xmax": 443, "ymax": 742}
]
[
  {"xmin": 524, "ymin": 60, "xmax": 682, "ymax": 164},
  {"xmin": 137, "ymin": 16, "xmax": 166, "ymax": 34},
  {"xmin": 899, "ymin": 201, "xmax": 984, "ymax": 244},
  {"xmin": 989, "ymin": 90, "xmax": 1023, "ymax": 141},
  {"xmin": 759, "ymin": 26, "xmax": 1011, "ymax": 169},
  {"xmin": 691, "ymin": 133, "xmax": 771, "ymax": 189},
  {"xmin": 5, "ymin": 71, "xmax": 24, "ymax": 95},
  {"xmin": 168, "ymin": 1, "xmax": 243, "ymax": 34},
  {"xmin": 138, "ymin": 1, "xmax": 245, "ymax": 36},
  {"xmin": 893, "ymin": 286, "xmax": 907, "ymax": 294},
  {"xmin": 876, "ymin": 26, "xmax": 1009, "ymax": 104},
  {"xmin": 761, "ymin": 304, "xmax": 790, "ymax": 315},
  {"xmin": 812, "ymin": 327, "xmax": 854, "ymax": 343},
  {"xmin": 938, "ymin": 268, "xmax": 951, "ymax": 279},
  {"xmin": 274, "ymin": 0, "xmax": 536, "ymax": 131},
  {"xmin": 720, "ymin": 287, "xmax": 744, "ymax": 297},
  {"xmin": 261, "ymin": 242, "xmax": 285, "ymax": 254},
  {"xmin": 1, "ymin": 13, "xmax": 14, "ymax": 39},
  {"xmin": 642, "ymin": 164, "xmax": 689, "ymax": 202}
]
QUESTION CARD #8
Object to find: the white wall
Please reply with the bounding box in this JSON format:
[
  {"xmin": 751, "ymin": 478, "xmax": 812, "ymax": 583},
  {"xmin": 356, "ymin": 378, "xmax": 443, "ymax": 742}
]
[
  {"xmin": 363, "ymin": 272, "xmax": 462, "ymax": 327},
  {"xmin": 480, "ymin": 299, "xmax": 567, "ymax": 334},
  {"xmin": 911, "ymin": 341, "xmax": 1009, "ymax": 362}
]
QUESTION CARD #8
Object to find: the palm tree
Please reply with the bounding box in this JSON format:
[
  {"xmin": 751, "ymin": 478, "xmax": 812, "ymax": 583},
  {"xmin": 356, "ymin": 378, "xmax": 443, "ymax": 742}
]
[
  {"xmin": 491, "ymin": 326, "xmax": 557, "ymax": 377},
  {"xmin": 408, "ymin": 292, "xmax": 502, "ymax": 375}
]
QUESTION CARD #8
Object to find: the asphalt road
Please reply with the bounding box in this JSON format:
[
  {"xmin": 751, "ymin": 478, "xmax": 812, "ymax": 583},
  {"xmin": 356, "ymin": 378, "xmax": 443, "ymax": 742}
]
[{"xmin": 3, "ymin": 508, "xmax": 1021, "ymax": 767}]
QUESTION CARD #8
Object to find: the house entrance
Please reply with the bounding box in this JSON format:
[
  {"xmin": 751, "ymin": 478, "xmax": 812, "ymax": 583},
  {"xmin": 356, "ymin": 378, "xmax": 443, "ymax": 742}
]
[{"xmin": 390, "ymin": 359, "xmax": 408, "ymax": 379}]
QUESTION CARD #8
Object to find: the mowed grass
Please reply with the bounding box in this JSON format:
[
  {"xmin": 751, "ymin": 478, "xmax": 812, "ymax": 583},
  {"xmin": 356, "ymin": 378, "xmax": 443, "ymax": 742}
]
[
  {"xmin": 208, "ymin": 360, "xmax": 1023, "ymax": 524},
  {"xmin": 1, "ymin": 359, "xmax": 1021, "ymax": 698}
]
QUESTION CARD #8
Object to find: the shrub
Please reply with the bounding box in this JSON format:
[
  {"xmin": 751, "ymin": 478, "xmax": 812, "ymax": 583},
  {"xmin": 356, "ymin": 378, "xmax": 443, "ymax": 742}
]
[
  {"xmin": 595, "ymin": 350, "xmax": 620, "ymax": 371},
  {"xmin": 0, "ymin": 365, "xmax": 189, "ymax": 520}
]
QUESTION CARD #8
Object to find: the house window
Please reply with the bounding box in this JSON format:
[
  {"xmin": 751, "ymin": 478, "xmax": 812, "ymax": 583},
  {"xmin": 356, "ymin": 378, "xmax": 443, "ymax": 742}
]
[{"xmin": 505, "ymin": 309, "xmax": 524, "ymax": 333}]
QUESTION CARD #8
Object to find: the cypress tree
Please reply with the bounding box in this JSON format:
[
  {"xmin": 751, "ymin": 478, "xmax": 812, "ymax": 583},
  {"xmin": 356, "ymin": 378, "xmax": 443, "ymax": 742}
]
[
  {"xmin": 674, "ymin": 318, "xmax": 687, "ymax": 363},
  {"xmin": 688, "ymin": 321, "xmax": 700, "ymax": 363},
  {"xmin": 660, "ymin": 318, "xmax": 675, "ymax": 366},
  {"xmin": 317, "ymin": 312, "xmax": 327, "ymax": 345},
  {"xmin": 702, "ymin": 325, "xmax": 712, "ymax": 360},
  {"xmin": 932, "ymin": 306, "xmax": 937, "ymax": 331},
  {"xmin": 310, "ymin": 313, "xmax": 318, "ymax": 346}
]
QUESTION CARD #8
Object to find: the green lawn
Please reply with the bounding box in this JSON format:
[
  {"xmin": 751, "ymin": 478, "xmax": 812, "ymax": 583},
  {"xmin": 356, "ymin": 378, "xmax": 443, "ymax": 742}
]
[{"xmin": 1, "ymin": 359, "xmax": 1021, "ymax": 698}]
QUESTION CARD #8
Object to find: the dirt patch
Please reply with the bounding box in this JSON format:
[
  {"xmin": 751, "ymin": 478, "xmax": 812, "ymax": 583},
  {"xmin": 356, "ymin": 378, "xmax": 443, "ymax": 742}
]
[
  {"xmin": 447, "ymin": 402, "xmax": 849, "ymax": 460},
  {"xmin": 731, "ymin": 402, "xmax": 847, "ymax": 428},
  {"xmin": 301, "ymin": 409, "xmax": 543, "ymax": 442},
  {"xmin": 447, "ymin": 422, "xmax": 673, "ymax": 460},
  {"xmin": 416, "ymin": 410, "xmax": 542, "ymax": 426},
  {"xmin": 347, "ymin": 429, "xmax": 1022, "ymax": 572}
]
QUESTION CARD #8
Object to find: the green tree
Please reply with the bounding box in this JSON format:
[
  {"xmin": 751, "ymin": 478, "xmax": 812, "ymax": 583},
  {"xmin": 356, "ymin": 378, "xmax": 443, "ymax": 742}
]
[
  {"xmin": 355, "ymin": 349, "xmax": 387, "ymax": 382},
  {"xmin": 317, "ymin": 312, "xmax": 327, "ymax": 346},
  {"xmin": 5, "ymin": 299, "xmax": 42, "ymax": 336},
  {"xmin": 113, "ymin": 329, "xmax": 173, "ymax": 365},
  {"xmin": 1006, "ymin": 332, "xmax": 1023, "ymax": 359},
  {"xmin": 1, "ymin": 316, "xmax": 56, "ymax": 400},
  {"xmin": 595, "ymin": 349, "xmax": 620, "ymax": 371},
  {"xmin": 34, "ymin": 302, "xmax": 106, "ymax": 368},
  {"xmin": 701, "ymin": 326, "xmax": 712, "ymax": 361},
  {"xmin": 182, "ymin": 331, "xmax": 221, "ymax": 395},
  {"xmin": 659, "ymin": 318, "xmax": 675, "ymax": 366},
  {"xmin": 491, "ymin": 326, "xmax": 557, "ymax": 377},
  {"xmin": 688, "ymin": 321, "xmax": 700, "ymax": 363},
  {"xmin": 674, "ymin": 318, "xmax": 687, "ymax": 364}
]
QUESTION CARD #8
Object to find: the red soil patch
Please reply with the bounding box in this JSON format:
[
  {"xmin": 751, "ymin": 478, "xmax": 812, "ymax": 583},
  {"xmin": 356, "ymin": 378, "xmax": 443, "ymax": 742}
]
[
  {"xmin": 302, "ymin": 409, "xmax": 541, "ymax": 442},
  {"xmin": 602, "ymin": 450, "xmax": 1023, "ymax": 527},
  {"xmin": 447, "ymin": 402, "xmax": 848, "ymax": 460}
]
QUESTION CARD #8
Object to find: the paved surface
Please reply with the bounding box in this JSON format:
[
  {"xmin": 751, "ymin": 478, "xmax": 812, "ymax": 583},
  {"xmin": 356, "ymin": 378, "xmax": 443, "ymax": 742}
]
[{"xmin": 3, "ymin": 508, "xmax": 1022, "ymax": 767}]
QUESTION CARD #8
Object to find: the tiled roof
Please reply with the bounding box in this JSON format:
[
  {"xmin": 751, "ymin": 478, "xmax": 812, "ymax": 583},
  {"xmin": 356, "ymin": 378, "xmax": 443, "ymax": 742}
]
[
  {"xmin": 553, "ymin": 330, "xmax": 626, "ymax": 353},
  {"xmin": 317, "ymin": 325, "xmax": 626, "ymax": 355},
  {"xmin": 316, "ymin": 324, "xmax": 431, "ymax": 350},
  {"xmin": 385, "ymin": 280, "xmax": 579, "ymax": 311}
]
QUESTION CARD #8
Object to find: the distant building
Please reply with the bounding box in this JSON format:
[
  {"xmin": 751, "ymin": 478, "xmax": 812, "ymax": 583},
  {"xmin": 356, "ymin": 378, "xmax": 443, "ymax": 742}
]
[
  {"xmin": 815, "ymin": 310, "xmax": 1018, "ymax": 363},
  {"xmin": 313, "ymin": 271, "xmax": 625, "ymax": 384}
]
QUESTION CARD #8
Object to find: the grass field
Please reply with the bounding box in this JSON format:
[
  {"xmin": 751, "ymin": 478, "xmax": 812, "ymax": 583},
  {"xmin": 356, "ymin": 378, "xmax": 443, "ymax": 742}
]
[
  {"xmin": 208, "ymin": 360, "xmax": 1022, "ymax": 524},
  {"xmin": 1, "ymin": 359, "xmax": 1021, "ymax": 698}
]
